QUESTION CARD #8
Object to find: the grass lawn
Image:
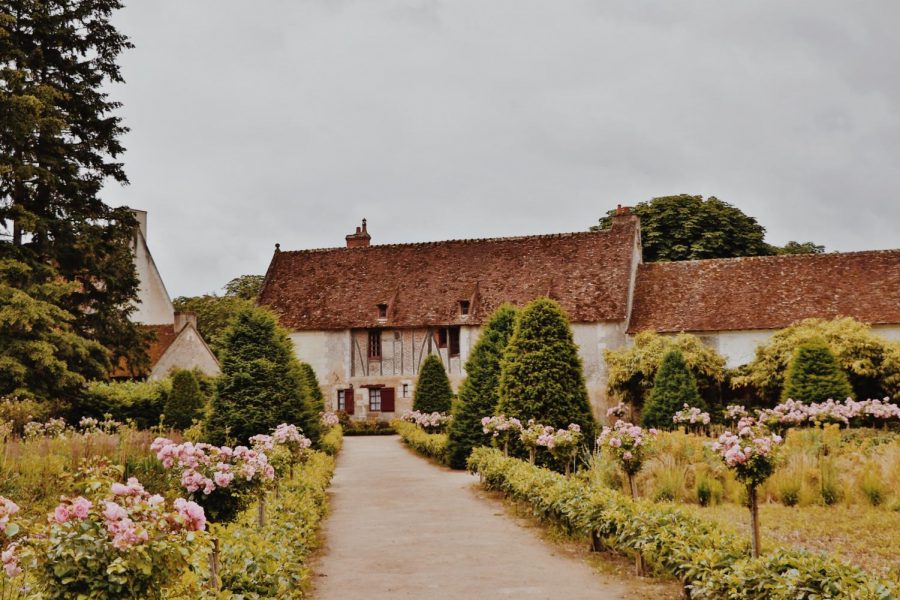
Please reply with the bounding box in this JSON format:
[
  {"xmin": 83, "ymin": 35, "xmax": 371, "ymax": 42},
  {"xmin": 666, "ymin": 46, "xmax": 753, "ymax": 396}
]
[{"xmin": 683, "ymin": 502, "xmax": 900, "ymax": 583}]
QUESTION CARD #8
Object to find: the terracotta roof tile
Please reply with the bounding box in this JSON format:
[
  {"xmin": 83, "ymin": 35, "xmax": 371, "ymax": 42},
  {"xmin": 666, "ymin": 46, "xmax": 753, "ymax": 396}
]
[
  {"xmin": 628, "ymin": 250, "xmax": 900, "ymax": 333},
  {"xmin": 110, "ymin": 324, "xmax": 179, "ymax": 378},
  {"xmin": 258, "ymin": 221, "xmax": 639, "ymax": 330}
]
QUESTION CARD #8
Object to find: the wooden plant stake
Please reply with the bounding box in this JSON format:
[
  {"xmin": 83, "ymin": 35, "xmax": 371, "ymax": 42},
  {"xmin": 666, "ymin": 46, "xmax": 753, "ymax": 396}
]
[
  {"xmin": 748, "ymin": 484, "xmax": 761, "ymax": 558},
  {"xmin": 626, "ymin": 472, "xmax": 646, "ymax": 576},
  {"xmin": 209, "ymin": 537, "xmax": 220, "ymax": 591},
  {"xmin": 257, "ymin": 492, "xmax": 266, "ymax": 529}
]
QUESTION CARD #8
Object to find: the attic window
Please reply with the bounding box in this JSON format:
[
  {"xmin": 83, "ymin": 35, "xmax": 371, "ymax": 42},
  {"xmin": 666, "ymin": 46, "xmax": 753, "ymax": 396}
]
[
  {"xmin": 459, "ymin": 300, "xmax": 470, "ymax": 316},
  {"xmin": 376, "ymin": 303, "xmax": 388, "ymax": 319}
]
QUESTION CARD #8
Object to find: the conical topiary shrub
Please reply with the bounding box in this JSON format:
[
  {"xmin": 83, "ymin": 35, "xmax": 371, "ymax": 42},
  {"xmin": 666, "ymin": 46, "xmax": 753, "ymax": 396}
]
[
  {"xmin": 164, "ymin": 369, "xmax": 205, "ymax": 430},
  {"xmin": 497, "ymin": 297, "xmax": 597, "ymax": 456},
  {"xmin": 641, "ymin": 349, "xmax": 704, "ymax": 430},
  {"xmin": 413, "ymin": 354, "xmax": 454, "ymax": 413},
  {"xmin": 782, "ymin": 339, "xmax": 853, "ymax": 403},
  {"xmin": 299, "ymin": 362, "xmax": 325, "ymax": 414},
  {"xmin": 447, "ymin": 305, "xmax": 518, "ymax": 469},
  {"xmin": 207, "ymin": 306, "xmax": 321, "ymax": 445}
]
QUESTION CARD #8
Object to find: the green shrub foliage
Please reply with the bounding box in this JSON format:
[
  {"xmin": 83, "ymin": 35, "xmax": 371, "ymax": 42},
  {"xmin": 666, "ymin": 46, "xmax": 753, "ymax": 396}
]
[
  {"xmin": 413, "ymin": 354, "xmax": 453, "ymax": 413},
  {"xmin": 782, "ymin": 340, "xmax": 853, "ymax": 403},
  {"xmin": 642, "ymin": 349, "xmax": 705, "ymax": 429},
  {"xmin": 299, "ymin": 362, "xmax": 325, "ymax": 414},
  {"xmin": 80, "ymin": 379, "xmax": 171, "ymax": 429},
  {"xmin": 497, "ymin": 297, "xmax": 597, "ymax": 447},
  {"xmin": 447, "ymin": 305, "xmax": 518, "ymax": 469},
  {"xmin": 394, "ymin": 420, "xmax": 449, "ymax": 464},
  {"xmin": 163, "ymin": 369, "xmax": 205, "ymax": 430},
  {"xmin": 207, "ymin": 307, "xmax": 320, "ymax": 445}
]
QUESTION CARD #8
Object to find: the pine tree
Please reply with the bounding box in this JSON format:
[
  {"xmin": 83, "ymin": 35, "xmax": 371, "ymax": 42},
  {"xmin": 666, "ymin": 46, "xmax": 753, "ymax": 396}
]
[
  {"xmin": 497, "ymin": 298, "xmax": 597, "ymax": 450},
  {"xmin": 0, "ymin": 1, "xmax": 147, "ymax": 374},
  {"xmin": 413, "ymin": 354, "xmax": 453, "ymax": 413},
  {"xmin": 641, "ymin": 349, "xmax": 705, "ymax": 429},
  {"xmin": 207, "ymin": 307, "xmax": 321, "ymax": 445},
  {"xmin": 299, "ymin": 362, "xmax": 325, "ymax": 414},
  {"xmin": 164, "ymin": 369, "xmax": 205, "ymax": 430},
  {"xmin": 447, "ymin": 305, "xmax": 518, "ymax": 469},
  {"xmin": 782, "ymin": 339, "xmax": 853, "ymax": 403}
]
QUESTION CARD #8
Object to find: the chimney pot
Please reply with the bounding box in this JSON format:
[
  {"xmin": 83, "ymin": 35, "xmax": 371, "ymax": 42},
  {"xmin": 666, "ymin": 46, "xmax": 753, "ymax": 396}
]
[{"xmin": 346, "ymin": 219, "xmax": 372, "ymax": 248}]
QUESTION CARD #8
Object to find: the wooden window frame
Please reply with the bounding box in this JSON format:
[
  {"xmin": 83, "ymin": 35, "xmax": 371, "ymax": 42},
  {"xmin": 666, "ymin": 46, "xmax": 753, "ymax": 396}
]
[
  {"xmin": 459, "ymin": 300, "xmax": 470, "ymax": 316},
  {"xmin": 368, "ymin": 330, "xmax": 382, "ymax": 360},
  {"xmin": 448, "ymin": 326, "xmax": 461, "ymax": 357},
  {"xmin": 376, "ymin": 303, "xmax": 388, "ymax": 319},
  {"xmin": 368, "ymin": 387, "xmax": 382, "ymax": 411},
  {"xmin": 436, "ymin": 328, "xmax": 448, "ymax": 348}
]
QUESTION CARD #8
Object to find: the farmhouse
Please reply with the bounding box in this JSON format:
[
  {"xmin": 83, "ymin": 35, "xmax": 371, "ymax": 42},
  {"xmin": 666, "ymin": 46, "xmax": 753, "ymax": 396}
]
[{"xmin": 258, "ymin": 210, "xmax": 900, "ymax": 419}]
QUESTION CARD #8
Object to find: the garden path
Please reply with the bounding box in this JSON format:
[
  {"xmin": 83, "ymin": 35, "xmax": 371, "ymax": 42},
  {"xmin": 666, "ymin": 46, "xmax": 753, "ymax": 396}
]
[{"xmin": 314, "ymin": 436, "xmax": 629, "ymax": 599}]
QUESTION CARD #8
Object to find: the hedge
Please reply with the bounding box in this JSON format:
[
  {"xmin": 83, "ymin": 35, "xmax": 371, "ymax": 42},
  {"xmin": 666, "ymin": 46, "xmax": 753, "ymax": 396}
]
[
  {"xmin": 79, "ymin": 379, "xmax": 171, "ymax": 429},
  {"xmin": 467, "ymin": 448, "xmax": 896, "ymax": 600},
  {"xmin": 393, "ymin": 420, "xmax": 449, "ymax": 465},
  {"xmin": 319, "ymin": 425, "xmax": 344, "ymax": 456}
]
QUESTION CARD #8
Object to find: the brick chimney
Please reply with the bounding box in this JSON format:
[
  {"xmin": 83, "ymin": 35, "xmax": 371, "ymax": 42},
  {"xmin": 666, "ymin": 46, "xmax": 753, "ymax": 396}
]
[
  {"xmin": 610, "ymin": 204, "xmax": 637, "ymax": 228},
  {"xmin": 346, "ymin": 219, "xmax": 371, "ymax": 248},
  {"xmin": 174, "ymin": 312, "xmax": 198, "ymax": 332}
]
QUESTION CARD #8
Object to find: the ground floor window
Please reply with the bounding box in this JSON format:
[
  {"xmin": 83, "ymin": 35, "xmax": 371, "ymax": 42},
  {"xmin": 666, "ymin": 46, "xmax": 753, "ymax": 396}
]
[
  {"xmin": 369, "ymin": 387, "xmax": 381, "ymax": 411},
  {"xmin": 338, "ymin": 388, "xmax": 354, "ymax": 414}
]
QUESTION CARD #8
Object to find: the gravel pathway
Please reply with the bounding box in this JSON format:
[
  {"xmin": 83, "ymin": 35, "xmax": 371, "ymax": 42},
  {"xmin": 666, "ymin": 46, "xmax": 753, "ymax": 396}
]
[{"xmin": 314, "ymin": 436, "xmax": 628, "ymax": 599}]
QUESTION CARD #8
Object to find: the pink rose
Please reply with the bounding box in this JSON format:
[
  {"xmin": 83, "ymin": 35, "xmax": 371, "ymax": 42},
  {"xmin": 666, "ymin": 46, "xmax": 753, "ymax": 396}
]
[
  {"xmin": 71, "ymin": 497, "xmax": 92, "ymax": 519},
  {"xmin": 53, "ymin": 505, "xmax": 70, "ymax": 524}
]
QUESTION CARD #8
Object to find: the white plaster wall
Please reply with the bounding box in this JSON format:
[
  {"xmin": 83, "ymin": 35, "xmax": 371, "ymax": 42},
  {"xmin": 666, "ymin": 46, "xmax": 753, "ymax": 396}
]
[
  {"xmin": 873, "ymin": 324, "xmax": 900, "ymax": 343},
  {"xmin": 710, "ymin": 330, "xmax": 778, "ymax": 368},
  {"xmin": 149, "ymin": 327, "xmax": 220, "ymax": 380},
  {"xmin": 571, "ymin": 322, "xmax": 629, "ymax": 419},
  {"xmin": 131, "ymin": 232, "xmax": 175, "ymax": 325},
  {"xmin": 289, "ymin": 330, "xmax": 351, "ymax": 409}
]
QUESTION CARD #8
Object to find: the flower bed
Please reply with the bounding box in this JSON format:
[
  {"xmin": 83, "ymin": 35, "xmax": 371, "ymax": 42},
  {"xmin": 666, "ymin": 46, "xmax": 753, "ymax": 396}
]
[
  {"xmin": 319, "ymin": 424, "xmax": 344, "ymax": 456},
  {"xmin": 393, "ymin": 421, "xmax": 449, "ymax": 464},
  {"xmin": 467, "ymin": 447, "xmax": 897, "ymax": 599}
]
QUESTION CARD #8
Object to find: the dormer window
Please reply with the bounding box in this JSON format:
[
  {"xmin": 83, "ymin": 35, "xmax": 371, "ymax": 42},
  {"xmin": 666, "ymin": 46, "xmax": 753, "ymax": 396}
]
[
  {"xmin": 376, "ymin": 303, "xmax": 388, "ymax": 319},
  {"xmin": 459, "ymin": 300, "xmax": 470, "ymax": 316}
]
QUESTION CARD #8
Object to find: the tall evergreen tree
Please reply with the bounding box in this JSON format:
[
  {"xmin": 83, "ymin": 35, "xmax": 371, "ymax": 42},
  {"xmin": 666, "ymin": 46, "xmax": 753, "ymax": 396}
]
[
  {"xmin": 447, "ymin": 305, "xmax": 517, "ymax": 469},
  {"xmin": 164, "ymin": 369, "xmax": 205, "ymax": 430},
  {"xmin": 782, "ymin": 339, "xmax": 853, "ymax": 403},
  {"xmin": 497, "ymin": 298, "xmax": 597, "ymax": 450},
  {"xmin": 299, "ymin": 362, "xmax": 325, "ymax": 414},
  {"xmin": 207, "ymin": 307, "xmax": 320, "ymax": 445},
  {"xmin": 641, "ymin": 349, "xmax": 705, "ymax": 429},
  {"xmin": 0, "ymin": 1, "xmax": 147, "ymax": 376},
  {"xmin": 413, "ymin": 354, "xmax": 453, "ymax": 413}
]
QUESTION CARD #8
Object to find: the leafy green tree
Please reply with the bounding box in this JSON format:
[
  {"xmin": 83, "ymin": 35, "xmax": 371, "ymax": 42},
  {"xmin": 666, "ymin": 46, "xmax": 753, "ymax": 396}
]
[
  {"xmin": 413, "ymin": 354, "xmax": 454, "ymax": 413},
  {"xmin": 734, "ymin": 317, "xmax": 900, "ymax": 402},
  {"xmin": 447, "ymin": 305, "xmax": 518, "ymax": 469},
  {"xmin": 604, "ymin": 331, "xmax": 725, "ymax": 411},
  {"xmin": 782, "ymin": 340, "xmax": 853, "ymax": 403},
  {"xmin": 773, "ymin": 241, "xmax": 825, "ymax": 255},
  {"xmin": 224, "ymin": 275, "xmax": 265, "ymax": 300},
  {"xmin": 172, "ymin": 294, "xmax": 253, "ymax": 357},
  {"xmin": 592, "ymin": 195, "xmax": 823, "ymax": 261},
  {"xmin": 0, "ymin": 259, "xmax": 107, "ymax": 402},
  {"xmin": 641, "ymin": 349, "xmax": 705, "ymax": 429},
  {"xmin": 299, "ymin": 362, "xmax": 325, "ymax": 413},
  {"xmin": 164, "ymin": 369, "xmax": 205, "ymax": 430},
  {"xmin": 0, "ymin": 0, "xmax": 147, "ymax": 373},
  {"xmin": 207, "ymin": 307, "xmax": 320, "ymax": 445},
  {"xmin": 498, "ymin": 298, "xmax": 597, "ymax": 449}
]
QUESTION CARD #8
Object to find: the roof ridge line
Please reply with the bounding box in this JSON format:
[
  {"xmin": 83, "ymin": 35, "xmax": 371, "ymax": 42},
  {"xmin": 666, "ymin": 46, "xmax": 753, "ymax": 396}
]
[{"xmin": 640, "ymin": 247, "xmax": 900, "ymax": 267}]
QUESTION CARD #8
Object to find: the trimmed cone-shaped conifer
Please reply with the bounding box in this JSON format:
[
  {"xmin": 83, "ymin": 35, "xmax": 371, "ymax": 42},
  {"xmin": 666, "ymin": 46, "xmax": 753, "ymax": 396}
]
[
  {"xmin": 164, "ymin": 369, "xmax": 205, "ymax": 430},
  {"xmin": 447, "ymin": 305, "xmax": 518, "ymax": 469},
  {"xmin": 782, "ymin": 339, "xmax": 853, "ymax": 403},
  {"xmin": 497, "ymin": 298, "xmax": 597, "ymax": 453},
  {"xmin": 299, "ymin": 362, "xmax": 325, "ymax": 414},
  {"xmin": 207, "ymin": 307, "xmax": 321, "ymax": 445},
  {"xmin": 413, "ymin": 354, "xmax": 453, "ymax": 413},
  {"xmin": 642, "ymin": 349, "xmax": 704, "ymax": 430}
]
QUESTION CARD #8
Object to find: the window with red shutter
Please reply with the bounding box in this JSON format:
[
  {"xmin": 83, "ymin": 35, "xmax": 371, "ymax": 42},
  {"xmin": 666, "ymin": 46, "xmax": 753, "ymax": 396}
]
[
  {"xmin": 381, "ymin": 387, "xmax": 395, "ymax": 412},
  {"xmin": 339, "ymin": 389, "xmax": 354, "ymax": 414}
]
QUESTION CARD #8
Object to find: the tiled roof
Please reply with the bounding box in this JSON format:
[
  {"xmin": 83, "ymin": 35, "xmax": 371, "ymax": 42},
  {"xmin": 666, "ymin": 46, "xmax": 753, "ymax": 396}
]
[
  {"xmin": 110, "ymin": 324, "xmax": 179, "ymax": 378},
  {"xmin": 258, "ymin": 220, "xmax": 640, "ymax": 330},
  {"xmin": 628, "ymin": 250, "xmax": 900, "ymax": 333}
]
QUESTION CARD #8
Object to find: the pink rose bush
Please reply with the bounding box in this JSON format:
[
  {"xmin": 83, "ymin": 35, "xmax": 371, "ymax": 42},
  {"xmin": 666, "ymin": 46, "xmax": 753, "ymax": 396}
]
[
  {"xmin": 731, "ymin": 397, "xmax": 899, "ymax": 434},
  {"xmin": 0, "ymin": 496, "xmax": 21, "ymax": 580},
  {"xmin": 605, "ymin": 402, "xmax": 628, "ymax": 422},
  {"xmin": 481, "ymin": 415, "xmax": 523, "ymax": 455},
  {"xmin": 672, "ymin": 404, "xmax": 711, "ymax": 433},
  {"xmin": 251, "ymin": 423, "xmax": 312, "ymax": 478},
  {"xmin": 535, "ymin": 424, "xmax": 583, "ymax": 475},
  {"xmin": 519, "ymin": 420, "xmax": 554, "ymax": 464},
  {"xmin": 724, "ymin": 404, "xmax": 749, "ymax": 424},
  {"xmin": 320, "ymin": 411, "xmax": 340, "ymax": 428},
  {"xmin": 37, "ymin": 479, "xmax": 205, "ymax": 598},
  {"xmin": 152, "ymin": 437, "xmax": 275, "ymax": 523},
  {"xmin": 596, "ymin": 420, "xmax": 657, "ymax": 478},
  {"xmin": 401, "ymin": 410, "xmax": 451, "ymax": 432}
]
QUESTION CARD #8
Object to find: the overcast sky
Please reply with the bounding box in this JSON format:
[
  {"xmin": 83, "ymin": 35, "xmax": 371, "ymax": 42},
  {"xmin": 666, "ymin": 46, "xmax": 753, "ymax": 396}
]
[{"xmin": 102, "ymin": 0, "xmax": 900, "ymax": 298}]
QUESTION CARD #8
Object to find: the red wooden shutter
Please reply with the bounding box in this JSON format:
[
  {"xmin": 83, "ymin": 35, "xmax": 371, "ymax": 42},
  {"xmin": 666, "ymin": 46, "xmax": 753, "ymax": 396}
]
[
  {"xmin": 344, "ymin": 389, "xmax": 355, "ymax": 415},
  {"xmin": 381, "ymin": 387, "xmax": 395, "ymax": 412}
]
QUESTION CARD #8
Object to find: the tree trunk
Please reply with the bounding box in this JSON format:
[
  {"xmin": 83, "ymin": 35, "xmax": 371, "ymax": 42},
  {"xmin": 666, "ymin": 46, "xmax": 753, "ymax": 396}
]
[
  {"xmin": 503, "ymin": 440, "xmax": 508, "ymax": 457},
  {"xmin": 627, "ymin": 473, "xmax": 646, "ymax": 576},
  {"xmin": 748, "ymin": 484, "xmax": 761, "ymax": 558},
  {"xmin": 528, "ymin": 448, "xmax": 535, "ymax": 465},
  {"xmin": 257, "ymin": 493, "xmax": 266, "ymax": 529},
  {"xmin": 208, "ymin": 537, "xmax": 220, "ymax": 590}
]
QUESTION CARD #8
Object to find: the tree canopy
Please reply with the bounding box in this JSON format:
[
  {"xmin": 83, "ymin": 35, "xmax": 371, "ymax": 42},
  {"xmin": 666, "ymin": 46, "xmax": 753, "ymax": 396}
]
[
  {"xmin": 413, "ymin": 354, "xmax": 454, "ymax": 414},
  {"xmin": 164, "ymin": 369, "xmax": 206, "ymax": 430},
  {"xmin": 592, "ymin": 195, "xmax": 823, "ymax": 262},
  {"xmin": 641, "ymin": 349, "xmax": 705, "ymax": 429},
  {"xmin": 782, "ymin": 340, "xmax": 853, "ymax": 403},
  {"xmin": 0, "ymin": 0, "xmax": 147, "ymax": 375},
  {"xmin": 447, "ymin": 304, "xmax": 518, "ymax": 469}
]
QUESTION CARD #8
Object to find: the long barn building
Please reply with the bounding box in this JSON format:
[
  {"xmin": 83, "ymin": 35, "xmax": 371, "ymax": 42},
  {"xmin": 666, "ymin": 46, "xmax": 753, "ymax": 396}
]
[{"xmin": 258, "ymin": 210, "xmax": 900, "ymax": 419}]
